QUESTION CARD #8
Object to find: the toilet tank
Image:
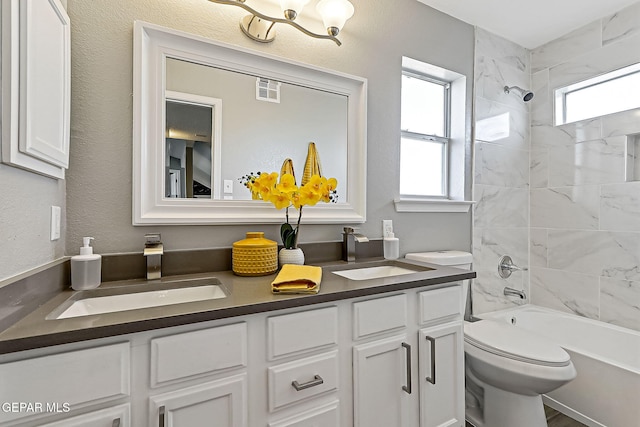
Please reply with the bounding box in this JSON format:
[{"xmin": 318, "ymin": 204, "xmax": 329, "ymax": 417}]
[{"xmin": 405, "ymin": 250, "xmax": 472, "ymax": 270}]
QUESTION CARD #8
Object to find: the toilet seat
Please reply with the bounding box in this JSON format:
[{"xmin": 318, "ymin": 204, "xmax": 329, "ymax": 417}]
[{"xmin": 464, "ymin": 320, "xmax": 571, "ymax": 367}]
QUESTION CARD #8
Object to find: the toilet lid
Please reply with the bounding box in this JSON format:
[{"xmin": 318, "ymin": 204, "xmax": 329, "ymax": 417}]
[{"xmin": 464, "ymin": 320, "xmax": 571, "ymax": 367}]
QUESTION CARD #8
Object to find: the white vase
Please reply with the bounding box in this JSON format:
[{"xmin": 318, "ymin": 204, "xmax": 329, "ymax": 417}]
[{"xmin": 279, "ymin": 248, "xmax": 305, "ymax": 266}]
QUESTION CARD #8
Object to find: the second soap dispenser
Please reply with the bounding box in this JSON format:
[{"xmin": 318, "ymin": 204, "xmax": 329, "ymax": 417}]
[
  {"xmin": 70, "ymin": 237, "xmax": 102, "ymax": 290},
  {"xmin": 382, "ymin": 220, "xmax": 400, "ymax": 260}
]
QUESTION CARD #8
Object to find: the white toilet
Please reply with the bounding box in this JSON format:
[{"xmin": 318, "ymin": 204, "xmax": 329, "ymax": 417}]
[
  {"xmin": 405, "ymin": 251, "xmax": 577, "ymax": 427},
  {"xmin": 464, "ymin": 319, "xmax": 576, "ymax": 427}
]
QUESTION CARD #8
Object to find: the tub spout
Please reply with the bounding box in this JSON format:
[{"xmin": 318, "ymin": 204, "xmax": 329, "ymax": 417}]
[{"xmin": 504, "ymin": 287, "xmax": 526, "ymax": 299}]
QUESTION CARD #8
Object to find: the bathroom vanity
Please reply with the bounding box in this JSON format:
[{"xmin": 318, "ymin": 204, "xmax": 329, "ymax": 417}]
[{"xmin": 0, "ymin": 260, "xmax": 473, "ymax": 427}]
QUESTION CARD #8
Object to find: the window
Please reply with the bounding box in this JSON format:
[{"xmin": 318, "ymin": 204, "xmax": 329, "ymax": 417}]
[
  {"xmin": 555, "ymin": 63, "xmax": 640, "ymax": 125},
  {"xmin": 400, "ymin": 71, "xmax": 450, "ymax": 198}
]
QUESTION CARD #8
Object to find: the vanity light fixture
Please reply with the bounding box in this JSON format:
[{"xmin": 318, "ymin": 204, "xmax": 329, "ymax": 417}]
[{"xmin": 208, "ymin": 0, "xmax": 354, "ymax": 46}]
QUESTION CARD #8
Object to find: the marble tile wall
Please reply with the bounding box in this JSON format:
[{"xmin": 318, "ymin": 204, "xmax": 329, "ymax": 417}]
[
  {"xmin": 529, "ymin": 2, "xmax": 640, "ymax": 332},
  {"xmin": 473, "ymin": 28, "xmax": 531, "ymax": 314}
]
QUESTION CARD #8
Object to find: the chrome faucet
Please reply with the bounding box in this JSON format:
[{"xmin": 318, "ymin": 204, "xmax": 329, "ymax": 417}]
[
  {"xmin": 504, "ymin": 287, "xmax": 526, "ymax": 299},
  {"xmin": 144, "ymin": 233, "xmax": 163, "ymax": 280},
  {"xmin": 342, "ymin": 227, "xmax": 369, "ymax": 262}
]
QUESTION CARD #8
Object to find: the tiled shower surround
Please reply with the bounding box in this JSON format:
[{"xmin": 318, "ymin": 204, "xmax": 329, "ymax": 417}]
[
  {"xmin": 473, "ymin": 2, "xmax": 640, "ymax": 332},
  {"xmin": 473, "ymin": 28, "xmax": 531, "ymax": 315}
]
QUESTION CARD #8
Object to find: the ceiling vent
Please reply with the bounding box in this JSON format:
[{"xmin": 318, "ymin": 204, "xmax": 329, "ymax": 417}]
[{"xmin": 256, "ymin": 78, "xmax": 281, "ymax": 103}]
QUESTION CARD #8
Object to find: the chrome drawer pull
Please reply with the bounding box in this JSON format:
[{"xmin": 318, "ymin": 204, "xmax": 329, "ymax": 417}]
[
  {"xmin": 426, "ymin": 335, "xmax": 436, "ymax": 385},
  {"xmin": 292, "ymin": 374, "xmax": 324, "ymax": 391},
  {"xmin": 112, "ymin": 418, "xmax": 121, "ymax": 427},
  {"xmin": 402, "ymin": 342, "xmax": 412, "ymax": 394}
]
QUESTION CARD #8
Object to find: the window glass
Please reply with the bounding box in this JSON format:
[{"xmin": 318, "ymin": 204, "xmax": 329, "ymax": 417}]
[
  {"xmin": 401, "ymin": 74, "xmax": 446, "ymax": 137},
  {"xmin": 556, "ymin": 63, "xmax": 640, "ymax": 125},
  {"xmin": 399, "ymin": 137, "xmax": 445, "ymax": 196},
  {"xmin": 400, "ymin": 70, "xmax": 450, "ymax": 198}
]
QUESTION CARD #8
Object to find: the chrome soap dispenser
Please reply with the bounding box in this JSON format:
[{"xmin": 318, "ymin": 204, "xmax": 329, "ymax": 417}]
[{"xmin": 70, "ymin": 237, "xmax": 102, "ymax": 290}]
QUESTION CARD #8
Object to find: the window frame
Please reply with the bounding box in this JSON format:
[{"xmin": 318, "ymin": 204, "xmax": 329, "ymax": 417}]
[
  {"xmin": 400, "ymin": 69, "xmax": 452, "ymax": 199},
  {"xmin": 555, "ymin": 62, "xmax": 640, "ymax": 125}
]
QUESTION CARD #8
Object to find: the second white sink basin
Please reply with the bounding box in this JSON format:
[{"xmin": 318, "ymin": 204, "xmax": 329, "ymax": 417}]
[
  {"xmin": 332, "ymin": 265, "xmax": 420, "ymax": 281},
  {"xmin": 50, "ymin": 283, "xmax": 227, "ymax": 320}
]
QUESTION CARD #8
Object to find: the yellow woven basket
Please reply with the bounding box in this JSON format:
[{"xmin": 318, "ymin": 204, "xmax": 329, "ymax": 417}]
[{"xmin": 232, "ymin": 232, "xmax": 278, "ymax": 276}]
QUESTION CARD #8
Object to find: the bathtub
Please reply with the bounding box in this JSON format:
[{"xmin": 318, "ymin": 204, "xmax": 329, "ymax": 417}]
[{"xmin": 478, "ymin": 305, "xmax": 640, "ymax": 427}]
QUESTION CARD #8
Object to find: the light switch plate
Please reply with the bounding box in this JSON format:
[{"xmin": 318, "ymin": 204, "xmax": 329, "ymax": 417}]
[
  {"xmin": 223, "ymin": 179, "xmax": 233, "ymax": 193},
  {"xmin": 50, "ymin": 206, "xmax": 61, "ymax": 240}
]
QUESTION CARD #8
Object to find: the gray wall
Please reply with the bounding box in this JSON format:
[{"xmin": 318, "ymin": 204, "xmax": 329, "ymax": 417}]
[{"xmin": 62, "ymin": 0, "xmax": 475, "ymax": 258}]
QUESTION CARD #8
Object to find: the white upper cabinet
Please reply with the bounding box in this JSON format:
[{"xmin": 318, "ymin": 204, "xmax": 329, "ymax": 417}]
[{"xmin": 1, "ymin": 0, "xmax": 70, "ymax": 179}]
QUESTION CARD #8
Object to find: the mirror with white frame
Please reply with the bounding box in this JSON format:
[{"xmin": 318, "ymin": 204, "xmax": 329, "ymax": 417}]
[{"xmin": 133, "ymin": 21, "xmax": 367, "ymax": 225}]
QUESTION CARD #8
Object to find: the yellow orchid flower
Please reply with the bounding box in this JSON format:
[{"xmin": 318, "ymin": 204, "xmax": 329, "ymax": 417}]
[
  {"xmin": 268, "ymin": 189, "xmax": 292, "ymax": 210},
  {"xmin": 276, "ymin": 173, "xmax": 298, "ymax": 194},
  {"xmin": 325, "ymin": 177, "xmax": 338, "ymax": 191},
  {"xmin": 286, "ymin": 192, "xmax": 297, "ymax": 210},
  {"xmin": 306, "ymin": 175, "xmax": 325, "ymax": 196},
  {"xmin": 298, "ymin": 184, "xmax": 321, "ymax": 206},
  {"xmin": 257, "ymin": 172, "xmax": 278, "ymax": 189}
]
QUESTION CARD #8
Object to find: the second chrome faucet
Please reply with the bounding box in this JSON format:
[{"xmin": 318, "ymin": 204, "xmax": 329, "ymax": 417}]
[
  {"xmin": 342, "ymin": 227, "xmax": 369, "ymax": 262},
  {"xmin": 144, "ymin": 233, "xmax": 163, "ymax": 280}
]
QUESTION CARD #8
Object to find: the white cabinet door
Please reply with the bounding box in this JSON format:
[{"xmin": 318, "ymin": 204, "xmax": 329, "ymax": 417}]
[
  {"xmin": 418, "ymin": 323, "xmax": 465, "ymax": 427},
  {"xmin": 0, "ymin": 0, "xmax": 69, "ymax": 178},
  {"xmin": 353, "ymin": 335, "xmax": 413, "ymax": 427},
  {"xmin": 149, "ymin": 375, "xmax": 247, "ymax": 427}
]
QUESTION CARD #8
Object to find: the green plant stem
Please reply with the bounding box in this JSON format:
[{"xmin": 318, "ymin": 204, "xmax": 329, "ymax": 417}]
[{"xmin": 293, "ymin": 206, "xmax": 303, "ymax": 248}]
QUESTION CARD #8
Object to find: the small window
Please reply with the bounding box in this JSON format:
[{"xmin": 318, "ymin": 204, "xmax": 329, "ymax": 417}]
[
  {"xmin": 555, "ymin": 63, "xmax": 640, "ymax": 125},
  {"xmin": 400, "ymin": 71, "xmax": 450, "ymax": 198}
]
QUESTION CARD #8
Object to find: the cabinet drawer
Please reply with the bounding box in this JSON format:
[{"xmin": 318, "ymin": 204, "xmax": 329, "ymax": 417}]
[
  {"xmin": 268, "ymin": 400, "xmax": 339, "ymax": 427},
  {"xmin": 419, "ymin": 285, "xmax": 462, "ymax": 324},
  {"xmin": 267, "ymin": 306, "xmax": 337, "ymax": 360},
  {"xmin": 0, "ymin": 342, "xmax": 130, "ymax": 424},
  {"xmin": 150, "ymin": 322, "xmax": 247, "ymax": 387},
  {"xmin": 39, "ymin": 403, "xmax": 130, "ymax": 427},
  {"xmin": 353, "ymin": 294, "xmax": 406, "ymax": 339},
  {"xmin": 268, "ymin": 350, "xmax": 338, "ymax": 411}
]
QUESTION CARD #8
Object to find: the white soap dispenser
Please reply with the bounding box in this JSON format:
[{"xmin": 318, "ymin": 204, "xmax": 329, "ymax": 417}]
[
  {"xmin": 382, "ymin": 220, "xmax": 400, "ymax": 260},
  {"xmin": 70, "ymin": 237, "xmax": 102, "ymax": 290}
]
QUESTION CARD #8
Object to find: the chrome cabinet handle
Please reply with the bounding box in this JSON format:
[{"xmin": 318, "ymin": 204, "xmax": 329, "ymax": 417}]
[
  {"xmin": 292, "ymin": 374, "xmax": 324, "ymax": 391},
  {"xmin": 112, "ymin": 418, "xmax": 121, "ymax": 427},
  {"xmin": 402, "ymin": 342, "xmax": 412, "ymax": 394},
  {"xmin": 159, "ymin": 405, "xmax": 165, "ymax": 427},
  {"xmin": 426, "ymin": 335, "xmax": 436, "ymax": 384}
]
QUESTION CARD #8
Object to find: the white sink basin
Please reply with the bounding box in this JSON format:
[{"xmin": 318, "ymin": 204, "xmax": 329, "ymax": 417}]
[
  {"xmin": 50, "ymin": 284, "xmax": 227, "ymax": 319},
  {"xmin": 332, "ymin": 265, "xmax": 420, "ymax": 281}
]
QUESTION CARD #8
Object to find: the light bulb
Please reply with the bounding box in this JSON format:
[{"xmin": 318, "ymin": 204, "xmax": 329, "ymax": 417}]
[
  {"xmin": 316, "ymin": 0, "xmax": 354, "ymax": 36},
  {"xmin": 280, "ymin": 0, "xmax": 311, "ymax": 20}
]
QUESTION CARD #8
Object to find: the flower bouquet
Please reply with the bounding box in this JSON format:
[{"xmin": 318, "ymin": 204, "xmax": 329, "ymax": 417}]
[{"xmin": 239, "ymin": 143, "xmax": 337, "ymax": 260}]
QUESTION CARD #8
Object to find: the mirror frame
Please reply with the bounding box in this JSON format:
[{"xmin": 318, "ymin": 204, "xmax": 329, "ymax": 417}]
[{"xmin": 133, "ymin": 21, "xmax": 367, "ymax": 225}]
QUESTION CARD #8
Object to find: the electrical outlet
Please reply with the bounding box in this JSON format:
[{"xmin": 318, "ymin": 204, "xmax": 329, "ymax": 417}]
[
  {"xmin": 382, "ymin": 219, "xmax": 393, "ymax": 237},
  {"xmin": 50, "ymin": 206, "xmax": 61, "ymax": 241}
]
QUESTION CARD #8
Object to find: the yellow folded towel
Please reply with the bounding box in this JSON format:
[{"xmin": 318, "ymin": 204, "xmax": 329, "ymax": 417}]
[{"xmin": 271, "ymin": 264, "xmax": 322, "ymax": 294}]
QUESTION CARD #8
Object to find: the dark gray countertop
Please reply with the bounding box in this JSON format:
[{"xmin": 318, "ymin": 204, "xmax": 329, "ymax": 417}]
[{"xmin": 0, "ymin": 258, "xmax": 475, "ymax": 355}]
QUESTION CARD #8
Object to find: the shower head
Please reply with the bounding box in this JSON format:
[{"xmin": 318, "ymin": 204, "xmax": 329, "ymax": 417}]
[{"xmin": 504, "ymin": 85, "xmax": 534, "ymax": 102}]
